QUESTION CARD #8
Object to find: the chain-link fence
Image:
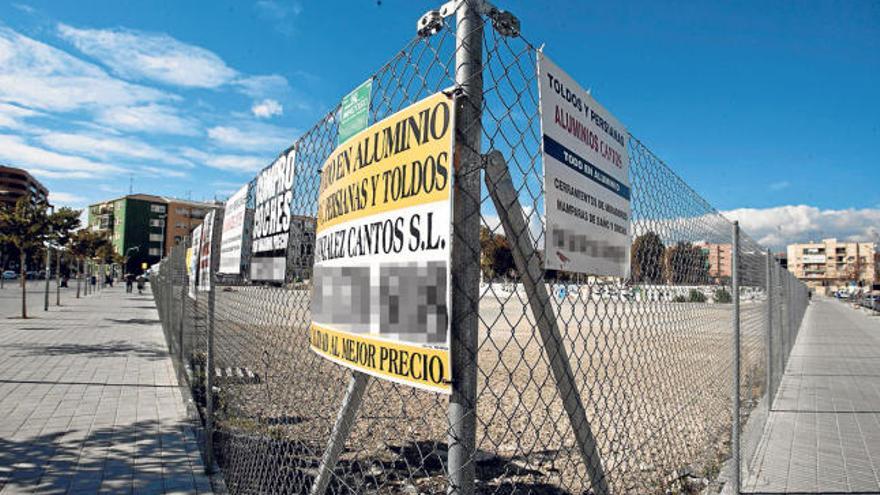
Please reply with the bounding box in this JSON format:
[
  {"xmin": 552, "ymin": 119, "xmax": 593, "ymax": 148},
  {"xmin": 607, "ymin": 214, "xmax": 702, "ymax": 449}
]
[{"xmin": 150, "ymin": 2, "xmax": 811, "ymax": 493}]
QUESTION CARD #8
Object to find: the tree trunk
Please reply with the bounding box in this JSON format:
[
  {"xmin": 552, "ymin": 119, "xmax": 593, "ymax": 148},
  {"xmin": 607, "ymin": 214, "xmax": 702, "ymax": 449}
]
[
  {"xmin": 20, "ymin": 251, "xmax": 27, "ymax": 319},
  {"xmin": 76, "ymin": 257, "xmax": 81, "ymax": 299}
]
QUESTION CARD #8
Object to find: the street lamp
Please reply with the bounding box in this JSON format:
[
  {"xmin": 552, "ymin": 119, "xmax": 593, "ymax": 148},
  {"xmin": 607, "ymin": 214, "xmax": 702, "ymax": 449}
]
[{"xmin": 157, "ymin": 213, "xmax": 167, "ymax": 260}]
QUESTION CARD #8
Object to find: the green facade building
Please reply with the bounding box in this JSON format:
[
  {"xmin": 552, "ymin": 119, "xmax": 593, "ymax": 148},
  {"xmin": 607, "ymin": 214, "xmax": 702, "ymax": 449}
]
[{"xmin": 88, "ymin": 194, "xmax": 169, "ymax": 274}]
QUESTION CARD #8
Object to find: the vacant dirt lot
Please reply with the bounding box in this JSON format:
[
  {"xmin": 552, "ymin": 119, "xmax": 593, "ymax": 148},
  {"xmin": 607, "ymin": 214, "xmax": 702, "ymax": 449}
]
[{"xmin": 188, "ymin": 283, "xmax": 769, "ymax": 494}]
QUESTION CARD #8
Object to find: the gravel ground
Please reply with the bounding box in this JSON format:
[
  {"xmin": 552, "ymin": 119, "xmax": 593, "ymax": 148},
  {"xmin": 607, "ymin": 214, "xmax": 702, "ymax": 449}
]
[{"xmin": 177, "ymin": 284, "xmax": 770, "ymax": 494}]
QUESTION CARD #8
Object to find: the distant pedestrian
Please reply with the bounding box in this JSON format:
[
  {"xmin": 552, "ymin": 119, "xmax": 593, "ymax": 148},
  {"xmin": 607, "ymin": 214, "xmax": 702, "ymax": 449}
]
[
  {"xmin": 136, "ymin": 275, "xmax": 146, "ymax": 295},
  {"xmin": 125, "ymin": 273, "xmax": 134, "ymax": 293},
  {"xmin": 90, "ymin": 275, "xmax": 96, "ymax": 287},
  {"xmin": 60, "ymin": 275, "xmax": 68, "ymax": 288},
  {"xmin": 106, "ymin": 274, "xmax": 113, "ymax": 287}
]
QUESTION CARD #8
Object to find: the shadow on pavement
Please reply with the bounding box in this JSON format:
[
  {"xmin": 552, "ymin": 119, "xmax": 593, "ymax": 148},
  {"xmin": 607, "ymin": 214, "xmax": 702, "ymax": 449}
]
[
  {"xmin": 0, "ymin": 419, "xmax": 203, "ymax": 493},
  {"xmin": 7, "ymin": 340, "xmax": 168, "ymax": 361},
  {"xmin": 105, "ymin": 318, "xmax": 161, "ymax": 325}
]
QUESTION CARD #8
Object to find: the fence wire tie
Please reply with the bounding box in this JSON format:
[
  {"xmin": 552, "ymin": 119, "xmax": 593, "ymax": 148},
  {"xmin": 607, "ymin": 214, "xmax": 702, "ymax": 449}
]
[{"xmin": 418, "ymin": 0, "xmax": 519, "ymax": 37}]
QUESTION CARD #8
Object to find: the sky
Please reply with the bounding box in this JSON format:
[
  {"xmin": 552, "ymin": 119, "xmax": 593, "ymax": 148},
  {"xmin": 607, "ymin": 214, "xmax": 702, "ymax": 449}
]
[{"xmin": 0, "ymin": 0, "xmax": 877, "ymax": 250}]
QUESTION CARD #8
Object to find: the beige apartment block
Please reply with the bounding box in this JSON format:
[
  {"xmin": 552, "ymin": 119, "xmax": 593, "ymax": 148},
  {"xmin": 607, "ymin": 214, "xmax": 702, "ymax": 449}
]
[
  {"xmin": 694, "ymin": 242, "xmax": 732, "ymax": 281},
  {"xmin": 787, "ymin": 238, "xmax": 878, "ymax": 293}
]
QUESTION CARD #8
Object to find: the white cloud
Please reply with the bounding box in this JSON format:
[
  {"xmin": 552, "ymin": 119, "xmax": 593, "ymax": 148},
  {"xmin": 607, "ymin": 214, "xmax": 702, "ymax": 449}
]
[
  {"xmin": 28, "ymin": 168, "xmax": 94, "ymax": 179},
  {"xmin": 234, "ymin": 75, "xmax": 290, "ymax": 98},
  {"xmin": 12, "ymin": 3, "xmax": 37, "ymax": 14},
  {"xmin": 57, "ymin": 23, "xmax": 292, "ymax": 100},
  {"xmin": 95, "ymin": 103, "xmax": 199, "ymax": 135},
  {"xmin": 482, "ymin": 205, "xmax": 544, "ymax": 247},
  {"xmin": 139, "ymin": 165, "xmax": 188, "ymax": 179},
  {"xmin": 181, "ymin": 148, "xmax": 268, "ymax": 173},
  {"xmin": 49, "ymin": 191, "xmax": 87, "ymax": 206},
  {"xmin": 723, "ymin": 205, "xmax": 880, "ymax": 250},
  {"xmin": 0, "ymin": 103, "xmax": 39, "ymax": 129},
  {"xmin": 98, "ymin": 184, "xmax": 124, "ymax": 193},
  {"xmin": 256, "ymin": 0, "xmax": 302, "ymax": 19},
  {"xmin": 255, "ymin": 0, "xmax": 302, "ymax": 36},
  {"xmin": 206, "ymin": 123, "xmax": 294, "ymax": 152},
  {"xmin": 58, "ymin": 24, "xmax": 237, "ymax": 88},
  {"xmin": 0, "ymin": 27, "xmax": 170, "ymax": 113},
  {"xmin": 0, "ymin": 134, "xmax": 121, "ymax": 178},
  {"xmin": 38, "ymin": 131, "xmax": 193, "ymax": 167},
  {"xmin": 251, "ymin": 98, "xmax": 283, "ymax": 118},
  {"xmin": 768, "ymin": 180, "xmax": 790, "ymax": 191}
]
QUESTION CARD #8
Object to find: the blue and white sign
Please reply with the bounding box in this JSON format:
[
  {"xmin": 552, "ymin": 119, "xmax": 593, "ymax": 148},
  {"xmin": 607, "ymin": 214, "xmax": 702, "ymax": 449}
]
[{"xmin": 538, "ymin": 52, "xmax": 631, "ymax": 277}]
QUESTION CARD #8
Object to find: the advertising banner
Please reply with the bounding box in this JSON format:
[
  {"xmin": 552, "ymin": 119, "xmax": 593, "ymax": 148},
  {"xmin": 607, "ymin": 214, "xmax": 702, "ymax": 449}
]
[
  {"xmin": 218, "ymin": 183, "xmax": 249, "ymax": 274},
  {"xmin": 251, "ymin": 147, "xmax": 296, "ymax": 282},
  {"xmin": 538, "ymin": 52, "xmax": 631, "ymax": 277},
  {"xmin": 198, "ymin": 210, "xmax": 215, "ymax": 292},
  {"xmin": 338, "ymin": 78, "xmax": 373, "ymax": 146},
  {"xmin": 188, "ymin": 227, "xmax": 201, "ymax": 299},
  {"xmin": 310, "ymin": 91, "xmax": 455, "ymax": 394}
]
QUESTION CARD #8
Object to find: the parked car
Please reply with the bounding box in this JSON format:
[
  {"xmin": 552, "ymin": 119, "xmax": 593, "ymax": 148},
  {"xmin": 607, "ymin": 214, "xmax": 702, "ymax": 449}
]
[{"xmin": 2, "ymin": 270, "xmax": 17, "ymax": 280}]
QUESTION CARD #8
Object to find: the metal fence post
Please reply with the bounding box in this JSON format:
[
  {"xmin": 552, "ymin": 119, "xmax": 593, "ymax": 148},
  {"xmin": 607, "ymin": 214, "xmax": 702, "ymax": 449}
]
[
  {"xmin": 484, "ymin": 151, "xmax": 610, "ymax": 494},
  {"xmin": 310, "ymin": 372, "xmax": 369, "ymax": 495},
  {"xmin": 204, "ymin": 214, "xmax": 221, "ymax": 475},
  {"xmin": 179, "ymin": 238, "xmax": 188, "ymax": 365},
  {"xmin": 448, "ymin": 2, "xmax": 484, "ymax": 494},
  {"xmin": 765, "ymin": 249, "xmax": 774, "ymax": 407},
  {"xmin": 731, "ymin": 221, "xmax": 741, "ymax": 493},
  {"xmin": 55, "ymin": 248, "xmax": 61, "ymax": 306},
  {"xmin": 44, "ymin": 247, "xmax": 51, "ymax": 311}
]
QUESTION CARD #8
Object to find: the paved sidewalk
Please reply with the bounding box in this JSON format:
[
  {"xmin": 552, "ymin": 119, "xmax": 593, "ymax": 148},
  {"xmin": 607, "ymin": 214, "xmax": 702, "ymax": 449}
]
[
  {"xmin": 0, "ymin": 285, "xmax": 212, "ymax": 494},
  {"xmin": 745, "ymin": 298, "xmax": 880, "ymax": 494}
]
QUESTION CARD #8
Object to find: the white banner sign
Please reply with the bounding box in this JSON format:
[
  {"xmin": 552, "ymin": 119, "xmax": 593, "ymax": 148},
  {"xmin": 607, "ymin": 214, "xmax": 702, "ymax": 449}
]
[
  {"xmin": 188, "ymin": 225, "xmax": 202, "ymax": 299},
  {"xmin": 198, "ymin": 210, "xmax": 215, "ymax": 291},
  {"xmin": 218, "ymin": 183, "xmax": 249, "ymax": 274},
  {"xmin": 538, "ymin": 52, "xmax": 631, "ymax": 277},
  {"xmin": 251, "ymin": 148, "xmax": 296, "ymax": 281}
]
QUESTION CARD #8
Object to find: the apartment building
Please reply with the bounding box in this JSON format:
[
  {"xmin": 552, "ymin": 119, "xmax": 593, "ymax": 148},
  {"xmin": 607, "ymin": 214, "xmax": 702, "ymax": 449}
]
[
  {"xmin": 694, "ymin": 242, "xmax": 732, "ymax": 281},
  {"xmin": 0, "ymin": 164, "xmax": 49, "ymax": 209},
  {"xmin": 787, "ymin": 239, "xmax": 878, "ymax": 293},
  {"xmin": 88, "ymin": 194, "xmax": 218, "ymax": 273}
]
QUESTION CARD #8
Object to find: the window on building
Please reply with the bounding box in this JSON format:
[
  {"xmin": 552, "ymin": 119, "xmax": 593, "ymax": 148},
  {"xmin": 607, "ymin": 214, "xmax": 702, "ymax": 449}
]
[
  {"xmin": 150, "ymin": 204, "xmax": 166, "ymax": 213},
  {"xmin": 149, "ymin": 218, "xmax": 164, "ymax": 227},
  {"xmin": 148, "ymin": 248, "xmax": 161, "ymax": 256},
  {"xmin": 149, "ymin": 233, "xmax": 163, "ymax": 242}
]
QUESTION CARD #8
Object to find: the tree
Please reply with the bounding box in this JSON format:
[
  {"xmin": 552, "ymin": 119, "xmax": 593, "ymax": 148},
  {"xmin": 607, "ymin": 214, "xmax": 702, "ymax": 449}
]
[
  {"xmin": 631, "ymin": 231, "xmax": 665, "ymax": 284},
  {"xmin": 0, "ymin": 195, "xmax": 51, "ymax": 318},
  {"xmin": 48, "ymin": 207, "xmax": 82, "ymax": 249},
  {"xmin": 480, "ymin": 226, "xmax": 516, "ymax": 281},
  {"xmin": 47, "ymin": 207, "xmax": 82, "ymax": 299},
  {"xmin": 69, "ymin": 229, "xmax": 105, "ymax": 298},
  {"xmin": 664, "ymin": 242, "xmax": 710, "ymax": 285}
]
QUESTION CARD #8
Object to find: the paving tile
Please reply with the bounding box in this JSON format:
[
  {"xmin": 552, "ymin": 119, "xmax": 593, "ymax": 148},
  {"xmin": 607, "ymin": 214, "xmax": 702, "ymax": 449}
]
[
  {"xmin": 744, "ymin": 298, "xmax": 880, "ymax": 493},
  {"xmin": 0, "ymin": 286, "xmax": 212, "ymax": 494}
]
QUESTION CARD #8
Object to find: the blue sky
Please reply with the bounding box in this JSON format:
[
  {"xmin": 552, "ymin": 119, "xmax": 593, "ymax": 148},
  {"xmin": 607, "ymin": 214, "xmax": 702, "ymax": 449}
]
[{"xmin": 0, "ymin": 0, "xmax": 877, "ymax": 248}]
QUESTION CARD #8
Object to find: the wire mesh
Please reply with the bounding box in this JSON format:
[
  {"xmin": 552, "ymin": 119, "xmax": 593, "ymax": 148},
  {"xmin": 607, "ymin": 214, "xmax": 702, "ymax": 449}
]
[{"xmin": 146, "ymin": 3, "xmax": 811, "ymax": 494}]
